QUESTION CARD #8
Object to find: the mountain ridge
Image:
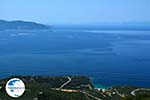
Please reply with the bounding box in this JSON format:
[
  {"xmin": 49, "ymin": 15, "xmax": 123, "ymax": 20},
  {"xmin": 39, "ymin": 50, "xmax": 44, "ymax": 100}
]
[{"xmin": 0, "ymin": 20, "xmax": 50, "ymax": 30}]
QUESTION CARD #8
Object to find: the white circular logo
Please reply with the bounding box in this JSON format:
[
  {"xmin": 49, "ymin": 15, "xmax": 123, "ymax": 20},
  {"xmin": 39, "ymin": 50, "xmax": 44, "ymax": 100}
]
[{"xmin": 5, "ymin": 78, "xmax": 25, "ymax": 98}]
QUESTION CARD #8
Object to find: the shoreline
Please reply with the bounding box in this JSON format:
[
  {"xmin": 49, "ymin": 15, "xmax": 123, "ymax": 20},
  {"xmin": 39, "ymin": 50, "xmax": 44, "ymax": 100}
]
[{"xmin": 93, "ymin": 83, "xmax": 109, "ymax": 89}]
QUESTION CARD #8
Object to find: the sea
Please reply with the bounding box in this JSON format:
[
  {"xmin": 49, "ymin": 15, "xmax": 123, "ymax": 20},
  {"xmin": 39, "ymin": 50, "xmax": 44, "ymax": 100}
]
[{"xmin": 0, "ymin": 25, "xmax": 150, "ymax": 88}]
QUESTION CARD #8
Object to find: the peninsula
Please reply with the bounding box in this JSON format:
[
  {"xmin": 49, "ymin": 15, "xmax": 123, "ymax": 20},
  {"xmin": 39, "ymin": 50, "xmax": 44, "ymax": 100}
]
[{"xmin": 0, "ymin": 20, "xmax": 50, "ymax": 30}]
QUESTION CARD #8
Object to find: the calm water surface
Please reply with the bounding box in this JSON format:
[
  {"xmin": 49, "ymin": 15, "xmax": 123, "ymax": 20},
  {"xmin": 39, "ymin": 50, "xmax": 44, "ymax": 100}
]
[{"xmin": 0, "ymin": 28, "xmax": 150, "ymax": 87}]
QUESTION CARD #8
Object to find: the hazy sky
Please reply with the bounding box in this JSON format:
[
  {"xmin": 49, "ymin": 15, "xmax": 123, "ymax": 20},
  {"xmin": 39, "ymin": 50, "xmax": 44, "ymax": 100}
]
[{"xmin": 0, "ymin": 0, "xmax": 150, "ymax": 25}]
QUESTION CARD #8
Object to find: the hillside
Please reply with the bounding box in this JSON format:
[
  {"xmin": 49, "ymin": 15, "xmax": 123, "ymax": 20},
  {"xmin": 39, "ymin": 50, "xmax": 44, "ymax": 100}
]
[{"xmin": 0, "ymin": 76, "xmax": 150, "ymax": 100}]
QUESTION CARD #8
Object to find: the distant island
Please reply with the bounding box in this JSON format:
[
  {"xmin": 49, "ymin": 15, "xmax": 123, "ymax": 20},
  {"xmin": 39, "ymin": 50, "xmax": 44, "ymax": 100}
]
[
  {"xmin": 0, "ymin": 20, "xmax": 50, "ymax": 30},
  {"xmin": 0, "ymin": 75, "xmax": 150, "ymax": 100}
]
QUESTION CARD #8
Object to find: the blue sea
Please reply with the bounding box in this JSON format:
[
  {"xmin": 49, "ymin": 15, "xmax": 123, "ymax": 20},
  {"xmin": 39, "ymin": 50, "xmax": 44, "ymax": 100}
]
[{"xmin": 0, "ymin": 26, "xmax": 150, "ymax": 87}]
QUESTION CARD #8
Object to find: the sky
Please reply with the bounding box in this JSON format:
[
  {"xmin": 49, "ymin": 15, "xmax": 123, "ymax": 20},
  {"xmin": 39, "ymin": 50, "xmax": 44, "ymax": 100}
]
[{"xmin": 0, "ymin": 0, "xmax": 150, "ymax": 25}]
